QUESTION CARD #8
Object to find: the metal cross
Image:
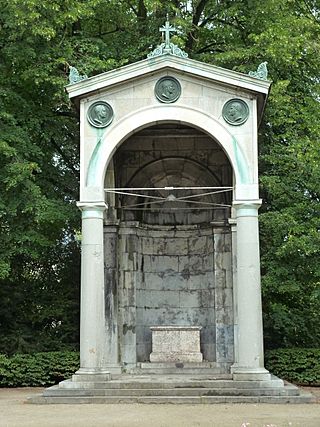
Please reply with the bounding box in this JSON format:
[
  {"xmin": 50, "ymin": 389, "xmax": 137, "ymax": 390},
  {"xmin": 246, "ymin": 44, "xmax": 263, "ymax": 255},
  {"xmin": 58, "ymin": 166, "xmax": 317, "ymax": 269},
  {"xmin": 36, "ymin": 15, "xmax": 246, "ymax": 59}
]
[{"xmin": 160, "ymin": 14, "xmax": 177, "ymax": 50}]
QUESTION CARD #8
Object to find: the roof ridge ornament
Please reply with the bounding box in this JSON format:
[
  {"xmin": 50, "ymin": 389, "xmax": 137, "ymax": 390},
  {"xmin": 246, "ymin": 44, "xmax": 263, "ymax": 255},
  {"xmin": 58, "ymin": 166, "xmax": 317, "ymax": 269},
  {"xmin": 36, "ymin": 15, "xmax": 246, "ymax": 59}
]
[
  {"xmin": 248, "ymin": 62, "xmax": 268, "ymax": 80},
  {"xmin": 68, "ymin": 66, "xmax": 88, "ymax": 84},
  {"xmin": 147, "ymin": 14, "xmax": 188, "ymax": 59}
]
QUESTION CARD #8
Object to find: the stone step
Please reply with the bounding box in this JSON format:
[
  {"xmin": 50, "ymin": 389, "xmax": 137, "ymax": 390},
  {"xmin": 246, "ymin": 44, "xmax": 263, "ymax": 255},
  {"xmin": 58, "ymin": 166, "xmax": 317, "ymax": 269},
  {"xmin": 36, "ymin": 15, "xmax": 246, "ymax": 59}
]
[
  {"xmin": 58, "ymin": 377, "xmax": 285, "ymax": 390},
  {"xmin": 138, "ymin": 362, "xmax": 229, "ymax": 369},
  {"xmin": 133, "ymin": 362, "xmax": 230, "ymax": 375},
  {"xmin": 133, "ymin": 368, "xmax": 228, "ymax": 375},
  {"xmin": 29, "ymin": 392, "xmax": 316, "ymax": 405},
  {"xmin": 44, "ymin": 385, "xmax": 300, "ymax": 397}
]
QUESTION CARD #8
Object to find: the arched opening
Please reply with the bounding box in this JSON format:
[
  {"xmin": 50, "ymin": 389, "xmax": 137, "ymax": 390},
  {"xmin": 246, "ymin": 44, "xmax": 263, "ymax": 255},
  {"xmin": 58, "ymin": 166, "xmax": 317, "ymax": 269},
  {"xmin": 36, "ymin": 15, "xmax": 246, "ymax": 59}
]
[{"xmin": 104, "ymin": 123, "xmax": 234, "ymax": 366}]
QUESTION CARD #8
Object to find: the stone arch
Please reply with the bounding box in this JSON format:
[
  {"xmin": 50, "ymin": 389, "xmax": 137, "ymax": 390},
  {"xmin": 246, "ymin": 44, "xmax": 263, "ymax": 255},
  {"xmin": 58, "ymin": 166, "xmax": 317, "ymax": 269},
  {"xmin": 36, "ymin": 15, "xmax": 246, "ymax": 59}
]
[
  {"xmin": 86, "ymin": 105, "xmax": 252, "ymax": 194},
  {"xmin": 109, "ymin": 122, "xmax": 235, "ymax": 364}
]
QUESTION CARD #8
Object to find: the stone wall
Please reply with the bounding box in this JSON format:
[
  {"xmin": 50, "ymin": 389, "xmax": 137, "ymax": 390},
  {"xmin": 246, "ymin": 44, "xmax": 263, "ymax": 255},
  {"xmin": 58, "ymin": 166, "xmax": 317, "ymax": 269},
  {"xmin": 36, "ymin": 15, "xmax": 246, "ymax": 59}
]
[{"xmin": 115, "ymin": 224, "xmax": 233, "ymax": 366}]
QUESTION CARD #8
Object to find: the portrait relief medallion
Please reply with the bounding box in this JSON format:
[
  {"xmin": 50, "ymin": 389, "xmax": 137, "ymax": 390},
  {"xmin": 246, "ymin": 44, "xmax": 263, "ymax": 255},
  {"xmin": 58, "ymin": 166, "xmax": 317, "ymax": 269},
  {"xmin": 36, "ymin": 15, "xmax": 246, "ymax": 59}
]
[
  {"xmin": 222, "ymin": 99, "xmax": 249, "ymax": 126},
  {"xmin": 155, "ymin": 76, "xmax": 181, "ymax": 103},
  {"xmin": 87, "ymin": 101, "xmax": 114, "ymax": 128}
]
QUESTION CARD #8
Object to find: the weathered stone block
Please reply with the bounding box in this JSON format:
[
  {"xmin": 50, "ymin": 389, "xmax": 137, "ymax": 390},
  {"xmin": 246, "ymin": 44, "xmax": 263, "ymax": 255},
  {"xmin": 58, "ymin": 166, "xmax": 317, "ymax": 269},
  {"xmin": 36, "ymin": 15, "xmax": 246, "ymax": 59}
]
[
  {"xmin": 119, "ymin": 252, "xmax": 135, "ymax": 271},
  {"xmin": 165, "ymin": 238, "xmax": 189, "ymax": 255},
  {"xmin": 123, "ymin": 271, "xmax": 136, "ymax": 289},
  {"xmin": 187, "ymin": 273, "xmax": 215, "ymax": 290},
  {"xmin": 136, "ymin": 343, "xmax": 151, "ymax": 362},
  {"xmin": 136, "ymin": 326, "xmax": 151, "ymax": 344},
  {"xmin": 201, "ymin": 343, "xmax": 216, "ymax": 361},
  {"xmin": 215, "ymin": 250, "xmax": 232, "ymax": 271},
  {"xmin": 200, "ymin": 289, "xmax": 215, "ymax": 308},
  {"xmin": 202, "ymin": 253, "xmax": 214, "ymax": 271},
  {"xmin": 122, "ymin": 344, "xmax": 137, "ymax": 365},
  {"xmin": 142, "ymin": 255, "xmax": 167, "ymax": 273},
  {"xmin": 121, "ymin": 287, "xmax": 136, "ymax": 307},
  {"xmin": 137, "ymin": 307, "xmax": 167, "ymax": 326},
  {"xmin": 215, "ymin": 269, "xmax": 226, "ymax": 288},
  {"xmin": 150, "ymin": 326, "xmax": 203, "ymax": 363},
  {"xmin": 216, "ymin": 288, "xmax": 233, "ymax": 309},
  {"xmin": 188, "ymin": 236, "xmax": 207, "ymax": 254},
  {"xmin": 139, "ymin": 290, "xmax": 180, "ymax": 308},
  {"xmin": 216, "ymin": 324, "xmax": 234, "ymax": 363},
  {"xmin": 214, "ymin": 232, "xmax": 231, "ymax": 253},
  {"xmin": 141, "ymin": 237, "xmax": 155, "ymax": 255},
  {"xmin": 179, "ymin": 290, "xmax": 201, "ymax": 308},
  {"xmin": 142, "ymin": 272, "xmax": 164, "ymax": 289},
  {"xmin": 215, "ymin": 307, "xmax": 233, "ymax": 325},
  {"xmin": 119, "ymin": 306, "xmax": 136, "ymax": 325},
  {"xmin": 178, "ymin": 255, "xmax": 202, "ymax": 273},
  {"xmin": 104, "ymin": 235, "xmax": 117, "ymax": 268}
]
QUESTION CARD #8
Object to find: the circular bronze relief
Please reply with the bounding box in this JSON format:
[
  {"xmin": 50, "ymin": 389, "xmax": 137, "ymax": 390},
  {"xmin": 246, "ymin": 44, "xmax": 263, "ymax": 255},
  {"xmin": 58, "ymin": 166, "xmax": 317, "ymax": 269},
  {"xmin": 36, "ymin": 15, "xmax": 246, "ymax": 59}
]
[
  {"xmin": 155, "ymin": 76, "xmax": 181, "ymax": 103},
  {"xmin": 222, "ymin": 99, "xmax": 249, "ymax": 126},
  {"xmin": 87, "ymin": 101, "xmax": 114, "ymax": 128}
]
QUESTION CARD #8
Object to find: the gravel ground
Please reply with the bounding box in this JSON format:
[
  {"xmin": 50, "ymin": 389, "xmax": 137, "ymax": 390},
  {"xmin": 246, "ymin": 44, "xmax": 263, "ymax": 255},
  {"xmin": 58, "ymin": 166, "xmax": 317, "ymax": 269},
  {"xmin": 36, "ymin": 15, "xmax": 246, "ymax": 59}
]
[{"xmin": 0, "ymin": 387, "xmax": 319, "ymax": 427}]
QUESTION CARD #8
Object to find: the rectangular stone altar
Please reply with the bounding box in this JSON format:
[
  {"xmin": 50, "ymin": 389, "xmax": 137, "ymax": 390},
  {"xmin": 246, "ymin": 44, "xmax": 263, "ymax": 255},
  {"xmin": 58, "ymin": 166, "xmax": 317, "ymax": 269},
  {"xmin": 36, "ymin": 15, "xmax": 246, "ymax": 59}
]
[{"xmin": 150, "ymin": 326, "xmax": 203, "ymax": 363}]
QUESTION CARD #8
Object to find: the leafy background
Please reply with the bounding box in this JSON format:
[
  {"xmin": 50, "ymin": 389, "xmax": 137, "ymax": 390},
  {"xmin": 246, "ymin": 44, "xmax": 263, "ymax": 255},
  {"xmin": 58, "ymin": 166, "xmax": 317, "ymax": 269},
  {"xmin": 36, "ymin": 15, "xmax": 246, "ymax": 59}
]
[{"xmin": 0, "ymin": 0, "xmax": 319, "ymax": 354}]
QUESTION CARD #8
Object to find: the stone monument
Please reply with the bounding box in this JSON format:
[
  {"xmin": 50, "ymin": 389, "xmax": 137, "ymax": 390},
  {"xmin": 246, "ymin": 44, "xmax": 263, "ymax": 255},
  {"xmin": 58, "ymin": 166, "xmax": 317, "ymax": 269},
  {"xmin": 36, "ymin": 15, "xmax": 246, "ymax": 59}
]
[
  {"xmin": 30, "ymin": 17, "xmax": 313, "ymax": 404},
  {"xmin": 65, "ymin": 17, "xmax": 271, "ymax": 381}
]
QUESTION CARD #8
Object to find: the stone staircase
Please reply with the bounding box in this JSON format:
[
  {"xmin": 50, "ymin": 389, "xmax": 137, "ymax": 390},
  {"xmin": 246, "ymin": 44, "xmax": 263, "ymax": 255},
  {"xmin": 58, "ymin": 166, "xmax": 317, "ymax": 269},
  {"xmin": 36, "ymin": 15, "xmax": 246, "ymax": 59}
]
[
  {"xmin": 28, "ymin": 371, "xmax": 315, "ymax": 404},
  {"xmin": 132, "ymin": 362, "xmax": 231, "ymax": 375}
]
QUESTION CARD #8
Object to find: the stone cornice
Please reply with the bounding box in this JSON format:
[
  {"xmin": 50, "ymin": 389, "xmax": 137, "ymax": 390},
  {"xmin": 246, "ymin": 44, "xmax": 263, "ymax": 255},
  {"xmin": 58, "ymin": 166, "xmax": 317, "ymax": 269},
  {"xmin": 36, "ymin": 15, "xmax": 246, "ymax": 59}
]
[{"xmin": 66, "ymin": 56, "xmax": 271, "ymax": 101}]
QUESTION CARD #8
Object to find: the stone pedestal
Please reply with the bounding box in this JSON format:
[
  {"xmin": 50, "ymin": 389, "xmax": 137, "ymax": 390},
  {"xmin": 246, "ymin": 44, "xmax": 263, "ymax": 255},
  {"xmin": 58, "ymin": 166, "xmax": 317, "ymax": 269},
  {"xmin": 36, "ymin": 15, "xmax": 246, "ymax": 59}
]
[{"xmin": 150, "ymin": 326, "xmax": 203, "ymax": 363}]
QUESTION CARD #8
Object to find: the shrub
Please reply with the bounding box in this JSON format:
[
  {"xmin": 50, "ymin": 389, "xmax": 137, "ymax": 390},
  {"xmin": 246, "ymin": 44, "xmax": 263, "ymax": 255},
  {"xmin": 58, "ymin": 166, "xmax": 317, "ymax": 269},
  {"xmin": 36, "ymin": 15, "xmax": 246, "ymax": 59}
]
[
  {"xmin": 265, "ymin": 348, "xmax": 320, "ymax": 385},
  {"xmin": 1, "ymin": 349, "xmax": 319, "ymax": 387},
  {"xmin": 0, "ymin": 351, "xmax": 79, "ymax": 387}
]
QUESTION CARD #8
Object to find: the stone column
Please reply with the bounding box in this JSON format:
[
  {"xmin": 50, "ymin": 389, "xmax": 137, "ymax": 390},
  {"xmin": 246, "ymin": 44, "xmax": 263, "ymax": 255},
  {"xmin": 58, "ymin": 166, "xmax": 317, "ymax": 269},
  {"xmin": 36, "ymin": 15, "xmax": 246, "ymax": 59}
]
[
  {"xmin": 231, "ymin": 200, "xmax": 271, "ymax": 381},
  {"xmin": 75, "ymin": 202, "xmax": 110, "ymax": 379}
]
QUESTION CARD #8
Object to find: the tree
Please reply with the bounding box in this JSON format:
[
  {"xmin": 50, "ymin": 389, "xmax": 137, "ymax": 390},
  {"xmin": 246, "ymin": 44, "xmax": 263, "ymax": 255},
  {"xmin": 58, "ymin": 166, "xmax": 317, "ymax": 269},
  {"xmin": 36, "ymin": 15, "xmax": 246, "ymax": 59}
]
[{"xmin": 0, "ymin": 0, "xmax": 319, "ymax": 352}]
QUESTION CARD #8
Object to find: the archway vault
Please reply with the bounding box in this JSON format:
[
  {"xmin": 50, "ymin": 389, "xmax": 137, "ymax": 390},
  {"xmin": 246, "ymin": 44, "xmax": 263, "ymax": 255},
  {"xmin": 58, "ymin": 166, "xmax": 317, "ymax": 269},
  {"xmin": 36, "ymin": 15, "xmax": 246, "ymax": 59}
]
[
  {"xmin": 108, "ymin": 123, "xmax": 233, "ymax": 226},
  {"xmin": 105, "ymin": 122, "xmax": 234, "ymax": 364},
  {"xmin": 83, "ymin": 105, "xmax": 253, "ymax": 202}
]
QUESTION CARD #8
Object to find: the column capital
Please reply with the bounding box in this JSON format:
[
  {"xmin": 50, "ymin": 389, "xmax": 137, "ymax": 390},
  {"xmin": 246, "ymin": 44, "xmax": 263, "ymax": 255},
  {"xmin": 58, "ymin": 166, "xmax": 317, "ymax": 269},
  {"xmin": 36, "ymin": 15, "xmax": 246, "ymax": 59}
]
[
  {"xmin": 233, "ymin": 199, "xmax": 262, "ymax": 217},
  {"xmin": 77, "ymin": 201, "xmax": 107, "ymax": 219},
  {"xmin": 77, "ymin": 201, "xmax": 107, "ymax": 211}
]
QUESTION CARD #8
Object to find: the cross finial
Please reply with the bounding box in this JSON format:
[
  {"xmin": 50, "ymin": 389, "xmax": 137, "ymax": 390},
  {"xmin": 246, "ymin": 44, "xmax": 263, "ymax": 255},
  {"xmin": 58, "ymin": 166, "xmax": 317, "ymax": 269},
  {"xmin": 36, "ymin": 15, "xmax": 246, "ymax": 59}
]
[
  {"xmin": 160, "ymin": 14, "xmax": 177, "ymax": 51},
  {"xmin": 147, "ymin": 15, "xmax": 188, "ymax": 59}
]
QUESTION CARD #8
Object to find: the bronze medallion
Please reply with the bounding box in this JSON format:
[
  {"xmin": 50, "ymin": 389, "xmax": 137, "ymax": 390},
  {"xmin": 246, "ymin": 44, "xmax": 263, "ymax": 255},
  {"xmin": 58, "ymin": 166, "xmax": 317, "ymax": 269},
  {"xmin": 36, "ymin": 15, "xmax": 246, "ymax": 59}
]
[
  {"xmin": 87, "ymin": 101, "xmax": 114, "ymax": 128},
  {"xmin": 155, "ymin": 76, "xmax": 181, "ymax": 103},
  {"xmin": 222, "ymin": 99, "xmax": 249, "ymax": 126}
]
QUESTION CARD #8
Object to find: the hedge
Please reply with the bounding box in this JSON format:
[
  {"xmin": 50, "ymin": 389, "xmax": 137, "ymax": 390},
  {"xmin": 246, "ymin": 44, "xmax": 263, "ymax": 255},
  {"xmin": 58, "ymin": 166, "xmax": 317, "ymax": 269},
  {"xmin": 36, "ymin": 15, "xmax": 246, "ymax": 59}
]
[
  {"xmin": 0, "ymin": 348, "xmax": 319, "ymax": 387},
  {"xmin": 265, "ymin": 348, "xmax": 320, "ymax": 385},
  {"xmin": 0, "ymin": 351, "xmax": 79, "ymax": 387}
]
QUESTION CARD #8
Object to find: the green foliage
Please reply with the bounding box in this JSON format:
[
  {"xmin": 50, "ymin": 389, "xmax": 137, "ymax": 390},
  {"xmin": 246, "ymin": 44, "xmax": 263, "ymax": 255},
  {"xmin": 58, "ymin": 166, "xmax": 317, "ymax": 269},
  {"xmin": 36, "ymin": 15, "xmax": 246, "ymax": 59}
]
[
  {"xmin": 0, "ymin": 351, "xmax": 79, "ymax": 387},
  {"xmin": 265, "ymin": 348, "xmax": 320, "ymax": 385},
  {"xmin": 0, "ymin": 0, "xmax": 319, "ymax": 352},
  {"xmin": 1, "ymin": 349, "xmax": 319, "ymax": 387}
]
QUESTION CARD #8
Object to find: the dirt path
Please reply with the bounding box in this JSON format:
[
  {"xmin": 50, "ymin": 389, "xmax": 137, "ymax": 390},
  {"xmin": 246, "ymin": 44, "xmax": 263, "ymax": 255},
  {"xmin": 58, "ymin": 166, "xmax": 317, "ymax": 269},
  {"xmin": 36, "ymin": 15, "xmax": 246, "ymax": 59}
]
[{"xmin": 0, "ymin": 387, "xmax": 319, "ymax": 427}]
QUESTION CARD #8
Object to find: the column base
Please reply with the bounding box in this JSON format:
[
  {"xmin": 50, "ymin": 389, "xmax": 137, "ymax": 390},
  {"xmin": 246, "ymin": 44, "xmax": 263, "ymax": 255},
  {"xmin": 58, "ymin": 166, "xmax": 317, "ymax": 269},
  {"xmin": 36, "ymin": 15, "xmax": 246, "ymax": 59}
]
[
  {"xmin": 72, "ymin": 368, "xmax": 111, "ymax": 382},
  {"xmin": 231, "ymin": 366, "xmax": 271, "ymax": 381}
]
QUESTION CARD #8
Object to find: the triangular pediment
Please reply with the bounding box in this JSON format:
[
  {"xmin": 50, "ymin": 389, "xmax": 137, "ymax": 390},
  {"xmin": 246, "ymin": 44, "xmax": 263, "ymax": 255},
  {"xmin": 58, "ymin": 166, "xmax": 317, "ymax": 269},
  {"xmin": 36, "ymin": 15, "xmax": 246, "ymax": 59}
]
[{"xmin": 66, "ymin": 55, "xmax": 270, "ymax": 119}]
